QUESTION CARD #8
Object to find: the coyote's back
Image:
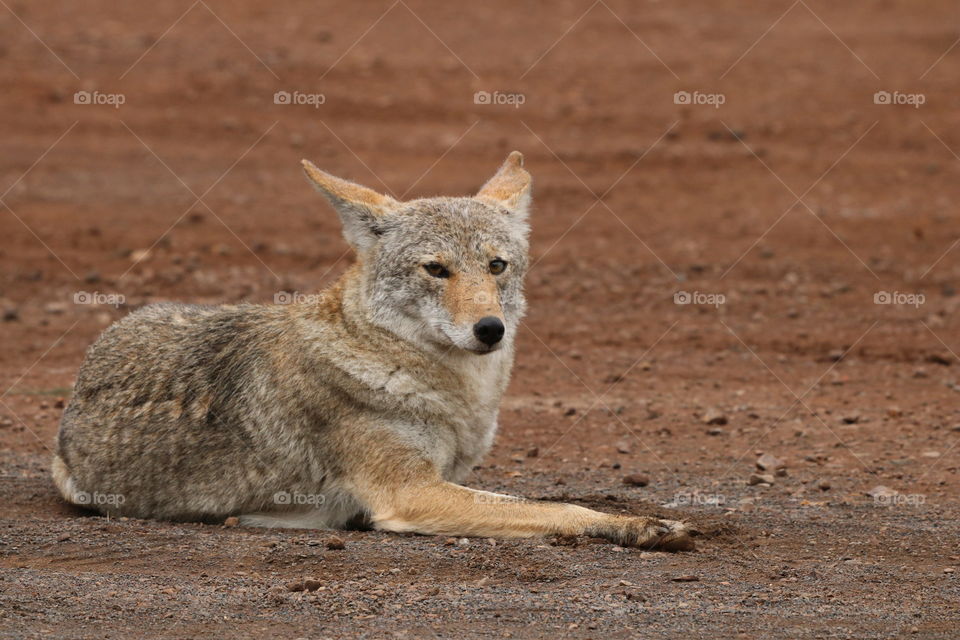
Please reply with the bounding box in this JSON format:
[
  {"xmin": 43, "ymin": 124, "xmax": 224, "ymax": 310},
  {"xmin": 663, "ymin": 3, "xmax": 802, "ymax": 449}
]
[{"xmin": 55, "ymin": 302, "xmax": 330, "ymax": 521}]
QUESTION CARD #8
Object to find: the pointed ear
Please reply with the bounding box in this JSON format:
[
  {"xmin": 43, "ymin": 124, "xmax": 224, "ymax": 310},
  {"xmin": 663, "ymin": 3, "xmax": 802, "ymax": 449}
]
[
  {"xmin": 475, "ymin": 151, "xmax": 532, "ymax": 218},
  {"xmin": 302, "ymin": 159, "xmax": 399, "ymax": 252}
]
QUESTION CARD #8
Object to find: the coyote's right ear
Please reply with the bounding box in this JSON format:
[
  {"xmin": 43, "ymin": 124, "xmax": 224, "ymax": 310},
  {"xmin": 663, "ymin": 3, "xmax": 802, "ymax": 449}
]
[
  {"xmin": 301, "ymin": 159, "xmax": 398, "ymax": 252},
  {"xmin": 476, "ymin": 151, "xmax": 532, "ymax": 219}
]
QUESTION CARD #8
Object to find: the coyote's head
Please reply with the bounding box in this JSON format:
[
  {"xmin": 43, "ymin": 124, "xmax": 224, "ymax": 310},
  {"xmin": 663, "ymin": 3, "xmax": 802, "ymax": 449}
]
[{"xmin": 302, "ymin": 152, "xmax": 531, "ymax": 356}]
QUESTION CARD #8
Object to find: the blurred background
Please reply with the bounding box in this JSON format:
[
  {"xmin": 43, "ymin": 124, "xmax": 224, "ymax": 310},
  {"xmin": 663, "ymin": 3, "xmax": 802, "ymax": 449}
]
[{"xmin": 1, "ymin": 2, "xmax": 958, "ymax": 636}]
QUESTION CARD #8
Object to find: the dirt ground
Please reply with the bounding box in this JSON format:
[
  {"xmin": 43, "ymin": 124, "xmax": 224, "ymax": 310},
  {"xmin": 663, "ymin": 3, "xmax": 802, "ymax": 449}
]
[{"xmin": 1, "ymin": 1, "xmax": 959, "ymax": 637}]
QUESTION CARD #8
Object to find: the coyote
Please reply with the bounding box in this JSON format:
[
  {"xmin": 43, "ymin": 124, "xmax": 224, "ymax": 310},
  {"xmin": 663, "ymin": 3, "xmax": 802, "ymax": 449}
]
[{"xmin": 52, "ymin": 152, "xmax": 693, "ymax": 550}]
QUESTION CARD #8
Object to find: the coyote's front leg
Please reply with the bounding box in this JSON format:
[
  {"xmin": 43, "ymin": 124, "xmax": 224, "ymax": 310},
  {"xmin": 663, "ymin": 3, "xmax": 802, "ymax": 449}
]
[
  {"xmin": 350, "ymin": 446, "xmax": 694, "ymax": 551},
  {"xmin": 369, "ymin": 481, "xmax": 694, "ymax": 551}
]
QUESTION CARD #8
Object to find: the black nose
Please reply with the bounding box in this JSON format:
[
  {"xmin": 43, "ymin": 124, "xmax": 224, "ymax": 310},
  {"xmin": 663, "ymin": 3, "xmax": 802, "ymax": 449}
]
[{"xmin": 473, "ymin": 316, "xmax": 505, "ymax": 346}]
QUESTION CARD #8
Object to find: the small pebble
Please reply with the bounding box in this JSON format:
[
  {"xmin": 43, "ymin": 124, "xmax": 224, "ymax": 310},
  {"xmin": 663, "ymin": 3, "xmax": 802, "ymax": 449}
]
[
  {"xmin": 703, "ymin": 408, "xmax": 727, "ymax": 425},
  {"xmin": 622, "ymin": 474, "xmax": 650, "ymax": 487},
  {"xmin": 285, "ymin": 578, "xmax": 323, "ymax": 592},
  {"xmin": 756, "ymin": 453, "xmax": 785, "ymax": 471}
]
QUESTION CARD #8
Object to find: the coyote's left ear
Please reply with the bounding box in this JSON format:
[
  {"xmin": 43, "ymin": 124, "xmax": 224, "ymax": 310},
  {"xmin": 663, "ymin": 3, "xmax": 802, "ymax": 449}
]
[
  {"xmin": 301, "ymin": 159, "xmax": 399, "ymax": 252},
  {"xmin": 476, "ymin": 151, "xmax": 532, "ymax": 219}
]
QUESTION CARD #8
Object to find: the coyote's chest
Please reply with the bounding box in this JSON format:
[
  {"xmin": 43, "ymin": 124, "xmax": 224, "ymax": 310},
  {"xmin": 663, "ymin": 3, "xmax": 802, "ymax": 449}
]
[
  {"xmin": 345, "ymin": 345, "xmax": 511, "ymax": 480},
  {"xmin": 440, "ymin": 349, "xmax": 511, "ymax": 480}
]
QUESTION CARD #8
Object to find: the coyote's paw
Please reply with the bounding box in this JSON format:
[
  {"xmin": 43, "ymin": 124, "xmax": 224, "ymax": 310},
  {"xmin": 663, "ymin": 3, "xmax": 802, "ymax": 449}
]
[
  {"xmin": 591, "ymin": 516, "xmax": 696, "ymax": 551},
  {"xmin": 636, "ymin": 518, "xmax": 696, "ymax": 552}
]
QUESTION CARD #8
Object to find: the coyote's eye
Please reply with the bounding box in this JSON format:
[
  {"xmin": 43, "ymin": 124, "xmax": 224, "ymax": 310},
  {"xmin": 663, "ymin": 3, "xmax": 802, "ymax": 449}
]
[
  {"xmin": 489, "ymin": 259, "xmax": 508, "ymax": 275},
  {"xmin": 423, "ymin": 262, "xmax": 450, "ymax": 278}
]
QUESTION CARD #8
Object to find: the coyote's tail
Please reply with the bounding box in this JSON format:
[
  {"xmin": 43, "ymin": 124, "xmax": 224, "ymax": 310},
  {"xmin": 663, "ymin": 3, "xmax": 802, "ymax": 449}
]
[{"xmin": 51, "ymin": 454, "xmax": 81, "ymax": 504}]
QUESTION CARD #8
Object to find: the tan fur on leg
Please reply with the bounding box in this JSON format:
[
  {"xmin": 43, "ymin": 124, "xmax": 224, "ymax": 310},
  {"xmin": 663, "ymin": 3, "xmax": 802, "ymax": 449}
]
[{"xmin": 349, "ymin": 454, "xmax": 693, "ymax": 551}]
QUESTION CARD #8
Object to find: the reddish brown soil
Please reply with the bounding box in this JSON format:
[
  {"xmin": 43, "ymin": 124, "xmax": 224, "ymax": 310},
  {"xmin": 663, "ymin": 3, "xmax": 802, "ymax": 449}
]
[{"xmin": 2, "ymin": 1, "xmax": 959, "ymax": 638}]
